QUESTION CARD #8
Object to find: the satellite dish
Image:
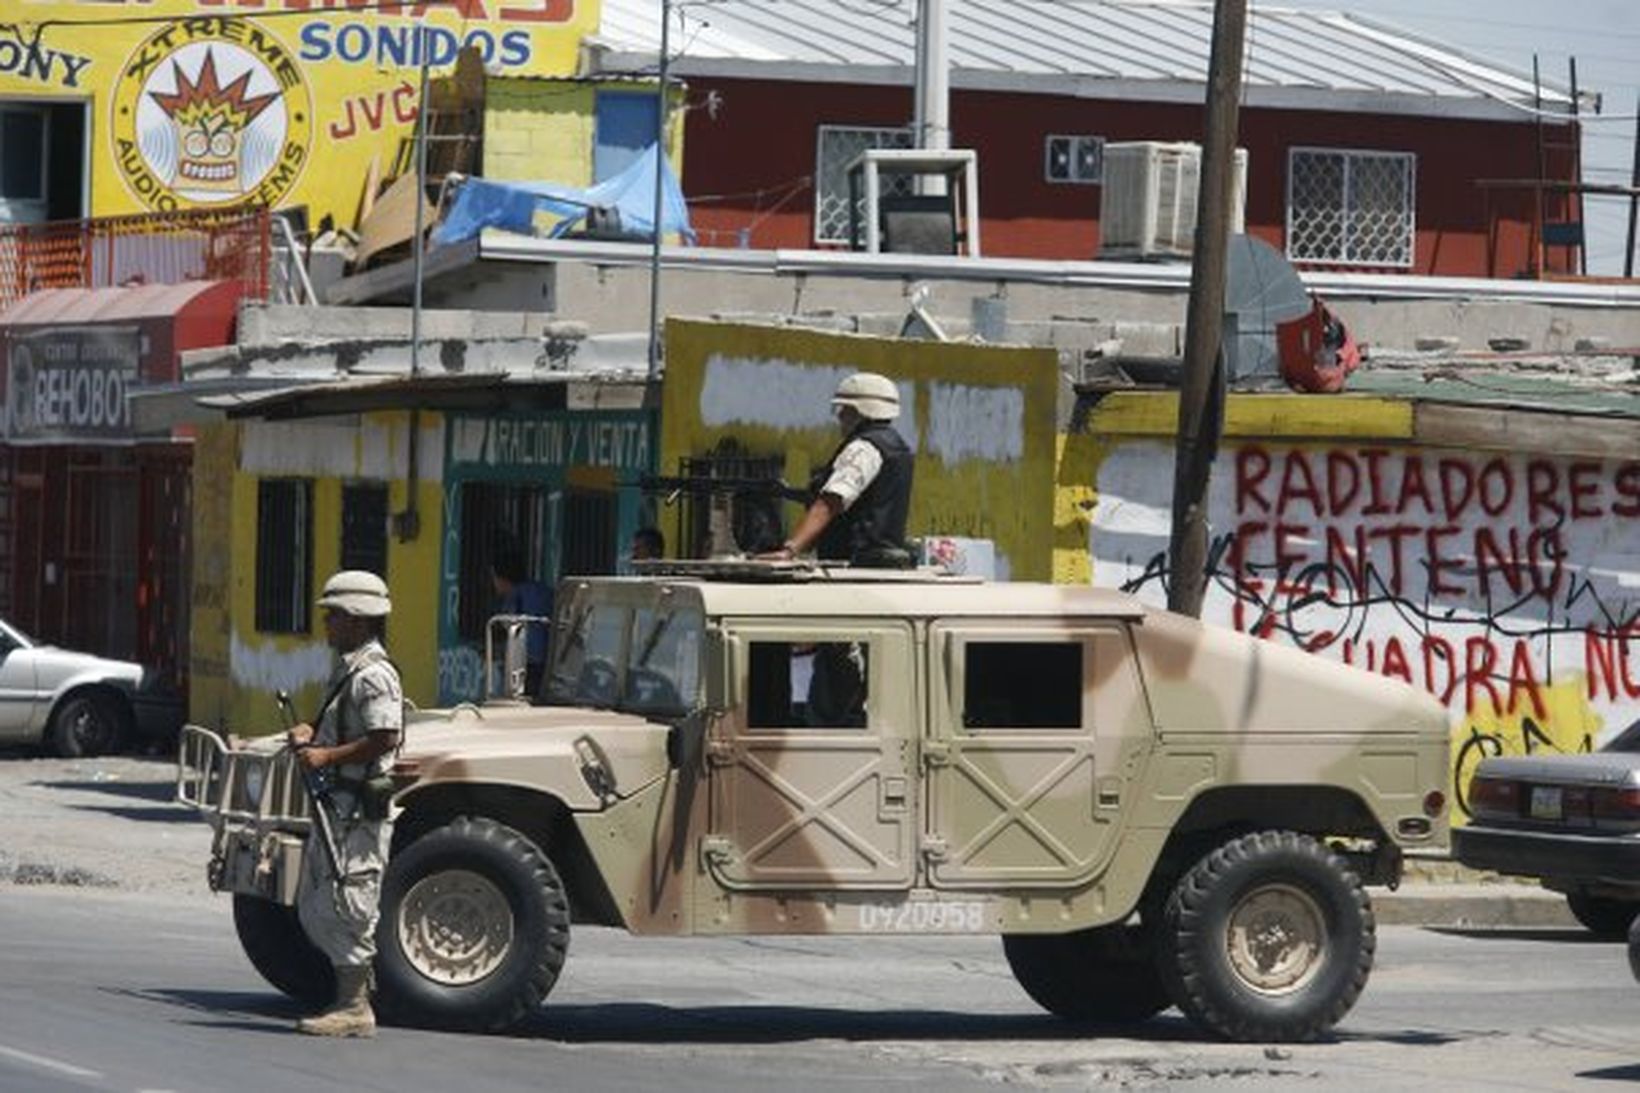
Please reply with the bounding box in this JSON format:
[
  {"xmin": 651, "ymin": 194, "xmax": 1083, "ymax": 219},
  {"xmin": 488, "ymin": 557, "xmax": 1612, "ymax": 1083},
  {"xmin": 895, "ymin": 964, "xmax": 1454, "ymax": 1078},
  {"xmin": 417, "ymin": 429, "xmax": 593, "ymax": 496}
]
[{"xmin": 1225, "ymin": 234, "xmax": 1312, "ymax": 383}]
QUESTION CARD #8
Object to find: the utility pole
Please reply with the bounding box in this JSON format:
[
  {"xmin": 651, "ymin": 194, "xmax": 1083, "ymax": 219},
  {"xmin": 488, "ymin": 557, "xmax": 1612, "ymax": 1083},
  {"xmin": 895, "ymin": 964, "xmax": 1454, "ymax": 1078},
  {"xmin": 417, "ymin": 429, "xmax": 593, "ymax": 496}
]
[
  {"xmin": 646, "ymin": 0, "xmax": 673, "ymax": 379},
  {"xmin": 409, "ymin": 23, "xmax": 433, "ymax": 378},
  {"xmin": 1167, "ymin": 0, "xmax": 1247, "ymax": 617},
  {"xmin": 912, "ymin": 0, "xmax": 949, "ymax": 195}
]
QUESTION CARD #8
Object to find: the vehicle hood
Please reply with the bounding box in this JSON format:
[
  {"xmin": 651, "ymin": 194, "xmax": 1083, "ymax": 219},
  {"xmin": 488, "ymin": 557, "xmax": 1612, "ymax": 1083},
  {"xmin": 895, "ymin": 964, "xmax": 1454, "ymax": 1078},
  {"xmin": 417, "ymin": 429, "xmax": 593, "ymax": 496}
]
[
  {"xmin": 1474, "ymin": 751, "xmax": 1640, "ymax": 787},
  {"xmin": 31, "ymin": 646, "xmax": 145, "ymax": 690},
  {"xmin": 1132, "ymin": 609, "xmax": 1447, "ymax": 738},
  {"xmin": 398, "ymin": 703, "xmax": 673, "ymax": 810}
]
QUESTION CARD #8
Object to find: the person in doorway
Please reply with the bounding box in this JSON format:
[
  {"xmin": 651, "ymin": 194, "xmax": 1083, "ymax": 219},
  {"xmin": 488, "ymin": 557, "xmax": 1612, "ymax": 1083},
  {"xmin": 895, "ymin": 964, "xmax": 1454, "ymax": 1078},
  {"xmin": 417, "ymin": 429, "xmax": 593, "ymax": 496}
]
[
  {"xmin": 631, "ymin": 526, "xmax": 665, "ymax": 561},
  {"xmin": 286, "ymin": 570, "xmax": 403, "ymax": 1039},
  {"xmin": 762, "ymin": 371, "xmax": 914, "ymax": 568},
  {"xmin": 491, "ymin": 543, "xmax": 551, "ymax": 697}
]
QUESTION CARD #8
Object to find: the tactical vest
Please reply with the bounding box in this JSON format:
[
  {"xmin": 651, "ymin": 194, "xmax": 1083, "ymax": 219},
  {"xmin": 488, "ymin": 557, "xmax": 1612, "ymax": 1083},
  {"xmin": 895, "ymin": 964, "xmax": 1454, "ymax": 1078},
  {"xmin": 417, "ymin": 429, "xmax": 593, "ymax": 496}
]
[{"xmin": 812, "ymin": 421, "xmax": 914, "ymax": 566}]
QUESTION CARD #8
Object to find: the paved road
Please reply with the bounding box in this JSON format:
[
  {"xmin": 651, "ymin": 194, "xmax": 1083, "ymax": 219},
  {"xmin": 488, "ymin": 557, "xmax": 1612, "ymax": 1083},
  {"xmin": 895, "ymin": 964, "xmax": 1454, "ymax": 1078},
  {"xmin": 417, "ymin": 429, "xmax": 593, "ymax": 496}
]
[{"xmin": 0, "ymin": 887, "xmax": 1634, "ymax": 1093}]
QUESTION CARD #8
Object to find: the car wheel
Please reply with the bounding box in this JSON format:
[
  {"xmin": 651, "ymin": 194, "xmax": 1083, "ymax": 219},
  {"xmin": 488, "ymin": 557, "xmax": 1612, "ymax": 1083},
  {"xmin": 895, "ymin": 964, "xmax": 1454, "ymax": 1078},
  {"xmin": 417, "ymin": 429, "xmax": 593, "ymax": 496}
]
[
  {"xmin": 1565, "ymin": 892, "xmax": 1640, "ymax": 940},
  {"xmin": 1003, "ymin": 923, "xmax": 1173, "ymax": 1024},
  {"xmin": 1154, "ymin": 830, "xmax": 1374, "ymax": 1043},
  {"xmin": 375, "ymin": 816, "xmax": 570, "ymax": 1031},
  {"xmin": 232, "ymin": 894, "xmax": 334, "ymax": 1007},
  {"xmin": 48, "ymin": 692, "xmax": 128, "ymax": 758}
]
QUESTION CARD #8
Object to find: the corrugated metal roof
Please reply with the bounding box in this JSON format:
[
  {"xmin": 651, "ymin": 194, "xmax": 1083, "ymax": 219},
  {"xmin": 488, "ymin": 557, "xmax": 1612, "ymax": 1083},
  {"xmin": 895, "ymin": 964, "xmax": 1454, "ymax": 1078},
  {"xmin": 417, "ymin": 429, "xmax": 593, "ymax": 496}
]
[
  {"xmin": 591, "ymin": 0, "xmax": 1586, "ymax": 121},
  {"xmin": 0, "ymin": 281, "xmax": 233, "ymax": 326}
]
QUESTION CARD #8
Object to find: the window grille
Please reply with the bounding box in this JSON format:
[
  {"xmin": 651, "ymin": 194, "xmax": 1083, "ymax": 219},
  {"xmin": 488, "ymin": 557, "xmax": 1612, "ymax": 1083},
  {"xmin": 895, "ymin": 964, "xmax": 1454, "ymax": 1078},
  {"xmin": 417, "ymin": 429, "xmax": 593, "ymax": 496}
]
[
  {"xmin": 1045, "ymin": 135, "xmax": 1104, "ymax": 185},
  {"xmin": 1287, "ymin": 148, "xmax": 1415, "ymax": 267},
  {"xmin": 456, "ymin": 481, "xmax": 545, "ymax": 643},
  {"xmin": 340, "ymin": 483, "xmax": 388, "ymax": 577},
  {"xmin": 255, "ymin": 478, "xmax": 312, "ymax": 634},
  {"xmin": 814, "ymin": 124, "xmax": 914, "ymax": 245},
  {"xmin": 561, "ymin": 489, "xmax": 617, "ymax": 579}
]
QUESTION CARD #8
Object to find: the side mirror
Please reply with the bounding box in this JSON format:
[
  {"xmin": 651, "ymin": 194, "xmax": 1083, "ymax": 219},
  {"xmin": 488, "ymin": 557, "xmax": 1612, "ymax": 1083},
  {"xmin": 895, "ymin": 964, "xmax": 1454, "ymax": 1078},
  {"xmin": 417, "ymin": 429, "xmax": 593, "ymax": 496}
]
[{"xmin": 703, "ymin": 625, "xmax": 737, "ymax": 713}]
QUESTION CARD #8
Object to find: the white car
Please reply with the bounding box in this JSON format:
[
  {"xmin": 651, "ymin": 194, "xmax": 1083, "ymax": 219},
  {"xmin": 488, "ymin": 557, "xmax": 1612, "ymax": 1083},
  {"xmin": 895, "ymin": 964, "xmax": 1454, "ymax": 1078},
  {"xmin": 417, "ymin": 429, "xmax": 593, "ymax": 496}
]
[{"xmin": 0, "ymin": 618, "xmax": 183, "ymax": 757}]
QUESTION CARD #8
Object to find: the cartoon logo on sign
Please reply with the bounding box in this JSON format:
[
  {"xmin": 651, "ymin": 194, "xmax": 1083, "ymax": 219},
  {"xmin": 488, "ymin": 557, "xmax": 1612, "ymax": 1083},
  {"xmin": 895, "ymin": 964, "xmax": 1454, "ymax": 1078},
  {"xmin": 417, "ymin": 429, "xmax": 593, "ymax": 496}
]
[{"xmin": 112, "ymin": 19, "xmax": 311, "ymax": 210}]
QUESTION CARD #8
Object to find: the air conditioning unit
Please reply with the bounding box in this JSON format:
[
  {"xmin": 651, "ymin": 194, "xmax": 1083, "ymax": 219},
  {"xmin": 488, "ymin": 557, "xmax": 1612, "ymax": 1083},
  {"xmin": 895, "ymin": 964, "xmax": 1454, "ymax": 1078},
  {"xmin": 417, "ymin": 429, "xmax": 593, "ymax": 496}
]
[{"xmin": 1098, "ymin": 142, "xmax": 1247, "ymax": 260}]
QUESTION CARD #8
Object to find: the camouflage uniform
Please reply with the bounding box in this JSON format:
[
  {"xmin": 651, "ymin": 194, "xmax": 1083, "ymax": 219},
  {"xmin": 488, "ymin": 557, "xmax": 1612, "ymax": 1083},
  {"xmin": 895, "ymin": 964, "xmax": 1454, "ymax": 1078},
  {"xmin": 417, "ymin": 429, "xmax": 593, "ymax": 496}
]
[{"xmin": 296, "ymin": 638, "xmax": 402, "ymax": 966}]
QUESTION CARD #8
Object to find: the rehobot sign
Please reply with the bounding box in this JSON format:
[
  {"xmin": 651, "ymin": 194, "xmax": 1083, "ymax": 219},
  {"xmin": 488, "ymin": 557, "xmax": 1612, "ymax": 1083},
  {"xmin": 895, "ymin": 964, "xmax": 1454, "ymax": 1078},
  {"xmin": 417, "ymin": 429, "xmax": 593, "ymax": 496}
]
[{"xmin": 4, "ymin": 327, "xmax": 142, "ymax": 442}]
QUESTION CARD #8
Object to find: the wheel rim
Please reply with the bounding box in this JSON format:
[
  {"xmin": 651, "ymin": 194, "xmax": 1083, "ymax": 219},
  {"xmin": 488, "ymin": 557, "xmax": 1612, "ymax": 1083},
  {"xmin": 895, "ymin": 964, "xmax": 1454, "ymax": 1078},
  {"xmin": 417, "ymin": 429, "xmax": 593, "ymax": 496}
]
[
  {"xmin": 1224, "ymin": 882, "xmax": 1327, "ymax": 996},
  {"xmin": 397, "ymin": 869, "xmax": 515, "ymax": 986},
  {"xmin": 66, "ymin": 702, "xmax": 108, "ymax": 753}
]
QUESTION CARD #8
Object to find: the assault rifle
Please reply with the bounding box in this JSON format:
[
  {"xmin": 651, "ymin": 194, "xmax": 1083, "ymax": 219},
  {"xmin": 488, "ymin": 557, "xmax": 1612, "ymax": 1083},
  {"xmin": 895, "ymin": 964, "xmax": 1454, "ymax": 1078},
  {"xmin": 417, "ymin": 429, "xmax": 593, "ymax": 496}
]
[
  {"xmin": 635, "ymin": 474, "xmax": 813, "ymax": 557},
  {"xmin": 275, "ymin": 689, "xmax": 343, "ymax": 881}
]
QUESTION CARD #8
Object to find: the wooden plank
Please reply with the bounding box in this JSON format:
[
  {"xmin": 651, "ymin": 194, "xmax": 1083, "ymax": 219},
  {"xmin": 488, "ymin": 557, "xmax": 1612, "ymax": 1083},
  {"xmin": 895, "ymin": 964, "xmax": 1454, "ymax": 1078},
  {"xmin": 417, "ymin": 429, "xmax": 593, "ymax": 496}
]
[{"xmin": 1415, "ymin": 402, "xmax": 1640, "ymax": 459}]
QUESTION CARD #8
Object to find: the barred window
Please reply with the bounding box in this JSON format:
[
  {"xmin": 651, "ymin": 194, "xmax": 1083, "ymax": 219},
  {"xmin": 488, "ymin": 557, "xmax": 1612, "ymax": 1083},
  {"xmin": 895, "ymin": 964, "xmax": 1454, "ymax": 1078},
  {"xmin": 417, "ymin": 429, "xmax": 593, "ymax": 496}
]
[
  {"xmin": 1286, "ymin": 148, "xmax": 1415, "ymax": 267},
  {"xmin": 255, "ymin": 478, "xmax": 313, "ymax": 634},
  {"xmin": 457, "ymin": 481, "xmax": 544, "ymax": 643},
  {"xmin": 813, "ymin": 124, "xmax": 913, "ymax": 245},
  {"xmin": 340, "ymin": 482, "xmax": 388, "ymax": 578}
]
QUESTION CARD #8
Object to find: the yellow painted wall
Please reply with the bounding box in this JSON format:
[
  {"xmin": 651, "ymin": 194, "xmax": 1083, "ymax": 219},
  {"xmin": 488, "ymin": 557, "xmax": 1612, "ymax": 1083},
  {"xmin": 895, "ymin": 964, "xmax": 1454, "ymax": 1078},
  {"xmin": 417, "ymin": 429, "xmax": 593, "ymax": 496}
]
[
  {"xmin": 190, "ymin": 412, "xmax": 444, "ymax": 734},
  {"xmin": 484, "ymin": 78, "xmax": 685, "ymax": 189},
  {"xmin": 2, "ymin": 1, "xmax": 597, "ymax": 228},
  {"xmin": 663, "ymin": 319, "xmax": 1060, "ymax": 579}
]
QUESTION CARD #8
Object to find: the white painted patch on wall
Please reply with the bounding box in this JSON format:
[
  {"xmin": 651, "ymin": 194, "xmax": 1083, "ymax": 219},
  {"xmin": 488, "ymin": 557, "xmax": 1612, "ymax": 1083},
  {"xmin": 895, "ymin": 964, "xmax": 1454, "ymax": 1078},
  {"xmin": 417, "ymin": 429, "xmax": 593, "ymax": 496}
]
[
  {"xmin": 230, "ymin": 632, "xmax": 333, "ymax": 694},
  {"xmin": 925, "ymin": 383, "xmax": 1022, "ymax": 464},
  {"xmin": 699, "ymin": 355, "xmax": 918, "ymax": 449},
  {"xmin": 240, "ymin": 419, "xmax": 444, "ymax": 482}
]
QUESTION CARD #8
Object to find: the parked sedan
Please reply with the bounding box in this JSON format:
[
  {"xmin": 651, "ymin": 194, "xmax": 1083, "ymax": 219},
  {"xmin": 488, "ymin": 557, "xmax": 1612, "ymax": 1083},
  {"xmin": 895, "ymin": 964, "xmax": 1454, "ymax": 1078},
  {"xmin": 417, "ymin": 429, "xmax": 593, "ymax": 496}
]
[
  {"xmin": 1453, "ymin": 719, "xmax": 1640, "ymax": 938},
  {"xmin": 0, "ymin": 618, "xmax": 183, "ymax": 758}
]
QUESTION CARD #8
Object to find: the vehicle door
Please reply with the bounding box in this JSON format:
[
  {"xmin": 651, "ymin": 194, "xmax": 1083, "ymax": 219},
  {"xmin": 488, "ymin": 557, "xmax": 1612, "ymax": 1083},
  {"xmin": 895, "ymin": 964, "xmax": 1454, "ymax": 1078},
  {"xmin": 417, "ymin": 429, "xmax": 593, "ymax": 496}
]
[
  {"xmin": 923, "ymin": 622, "xmax": 1153, "ymax": 889},
  {"xmin": 704, "ymin": 619, "xmax": 917, "ymax": 891},
  {"xmin": 0, "ymin": 629, "xmax": 38, "ymax": 740}
]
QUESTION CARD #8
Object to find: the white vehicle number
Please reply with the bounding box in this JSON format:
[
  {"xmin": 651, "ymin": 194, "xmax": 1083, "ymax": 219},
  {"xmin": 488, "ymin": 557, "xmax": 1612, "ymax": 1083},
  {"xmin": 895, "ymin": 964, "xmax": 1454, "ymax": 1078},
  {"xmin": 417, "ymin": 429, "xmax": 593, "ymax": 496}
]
[{"xmin": 857, "ymin": 899, "xmax": 989, "ymax": 933}]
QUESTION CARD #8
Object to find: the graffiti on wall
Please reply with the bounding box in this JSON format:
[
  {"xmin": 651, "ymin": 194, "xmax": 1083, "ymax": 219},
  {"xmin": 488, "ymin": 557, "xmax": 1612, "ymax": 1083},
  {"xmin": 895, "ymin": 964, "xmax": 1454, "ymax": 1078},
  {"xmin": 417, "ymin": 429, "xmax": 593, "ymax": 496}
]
[{"xmin": 1092, "ymin": 442, "xmax": 1640, "ymax": 814}]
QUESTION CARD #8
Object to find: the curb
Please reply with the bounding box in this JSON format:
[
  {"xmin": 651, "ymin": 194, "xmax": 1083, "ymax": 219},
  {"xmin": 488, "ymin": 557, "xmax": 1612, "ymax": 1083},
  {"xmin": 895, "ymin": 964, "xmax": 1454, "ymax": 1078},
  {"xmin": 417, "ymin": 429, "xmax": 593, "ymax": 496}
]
[{"xmin": 1373, "ymin": 883, "xmax": 1576, "ymax": 928}]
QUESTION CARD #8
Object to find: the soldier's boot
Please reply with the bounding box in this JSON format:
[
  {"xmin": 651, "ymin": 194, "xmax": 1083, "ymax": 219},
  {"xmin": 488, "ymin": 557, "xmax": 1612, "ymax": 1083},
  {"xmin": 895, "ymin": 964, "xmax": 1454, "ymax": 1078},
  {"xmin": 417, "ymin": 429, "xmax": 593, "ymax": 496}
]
[{"xmin": 296, "ymin": 964, "xmax": 376, "ymax": 1038}]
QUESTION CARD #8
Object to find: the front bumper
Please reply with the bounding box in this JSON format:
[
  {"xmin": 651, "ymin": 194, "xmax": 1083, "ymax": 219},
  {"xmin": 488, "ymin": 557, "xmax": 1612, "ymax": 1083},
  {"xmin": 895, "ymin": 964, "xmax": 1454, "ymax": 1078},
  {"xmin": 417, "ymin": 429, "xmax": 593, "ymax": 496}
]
[
  {"xmin": 1452, "ymin": 825, "xmax": 1640, "ymax": 889},
  {"xmin": 130, "ymin": 691, "xmax": 185, "ymax": 741}
]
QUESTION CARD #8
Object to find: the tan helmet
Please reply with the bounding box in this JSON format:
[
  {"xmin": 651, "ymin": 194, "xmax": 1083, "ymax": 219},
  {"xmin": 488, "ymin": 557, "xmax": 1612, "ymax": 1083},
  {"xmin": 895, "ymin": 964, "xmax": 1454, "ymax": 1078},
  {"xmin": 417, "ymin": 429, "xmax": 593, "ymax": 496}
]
[
  {"xmin": 831, "ymin": 371, "xmax": 900, "ymax": 421},
  {"xmin": 316, "ymin": 570, "xmax": 392, "ymax": 617}
]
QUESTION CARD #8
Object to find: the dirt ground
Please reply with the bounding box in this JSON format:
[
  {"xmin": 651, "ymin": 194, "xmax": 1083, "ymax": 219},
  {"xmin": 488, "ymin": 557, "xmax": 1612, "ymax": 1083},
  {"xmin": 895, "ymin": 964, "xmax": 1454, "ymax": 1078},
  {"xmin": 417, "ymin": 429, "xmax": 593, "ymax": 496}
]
[{"xmin": 0, "ymin": 749, "xmax": 212, "ymax": 897}]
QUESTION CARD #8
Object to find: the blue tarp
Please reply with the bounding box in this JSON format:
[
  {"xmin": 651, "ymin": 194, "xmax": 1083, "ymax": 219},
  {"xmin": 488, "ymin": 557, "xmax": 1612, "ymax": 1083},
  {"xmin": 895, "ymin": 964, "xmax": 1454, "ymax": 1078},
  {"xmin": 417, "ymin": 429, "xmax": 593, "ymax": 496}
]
[{"xmin": 432, "ymin": 144, "xmax": 695, "ymax": 247}]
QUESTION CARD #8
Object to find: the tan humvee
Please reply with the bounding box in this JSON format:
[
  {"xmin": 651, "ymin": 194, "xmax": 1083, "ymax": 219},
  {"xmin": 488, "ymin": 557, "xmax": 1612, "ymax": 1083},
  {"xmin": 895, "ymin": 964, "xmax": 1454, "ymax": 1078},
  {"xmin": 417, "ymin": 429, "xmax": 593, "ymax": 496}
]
[{"xmin": 177, "ymin": 561, "xmax": 1450, "ymax": 1042}]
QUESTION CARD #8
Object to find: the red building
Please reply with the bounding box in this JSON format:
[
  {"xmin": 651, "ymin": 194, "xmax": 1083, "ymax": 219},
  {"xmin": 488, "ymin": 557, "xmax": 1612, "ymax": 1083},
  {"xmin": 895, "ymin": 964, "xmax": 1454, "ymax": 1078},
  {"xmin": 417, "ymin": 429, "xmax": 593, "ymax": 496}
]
[
  {"xmin": 0, "ymin": 281, "xmax": 242, "ymax": 692},
  {"xmin": 591, "ymin": 1, "xmax": 1590, "ymax": 278}
]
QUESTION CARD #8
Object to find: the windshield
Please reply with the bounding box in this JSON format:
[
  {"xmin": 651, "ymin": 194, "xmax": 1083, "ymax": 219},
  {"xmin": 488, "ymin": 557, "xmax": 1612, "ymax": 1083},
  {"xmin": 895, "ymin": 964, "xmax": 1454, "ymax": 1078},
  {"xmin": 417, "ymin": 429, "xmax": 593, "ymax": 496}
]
[
  {"xmin": 1603, "ymin": 717, "xmax": 1640, "ymax": 754},
  {"xmin": 544, "ymin": 599, "xmax": 702, "ymax": 718}
]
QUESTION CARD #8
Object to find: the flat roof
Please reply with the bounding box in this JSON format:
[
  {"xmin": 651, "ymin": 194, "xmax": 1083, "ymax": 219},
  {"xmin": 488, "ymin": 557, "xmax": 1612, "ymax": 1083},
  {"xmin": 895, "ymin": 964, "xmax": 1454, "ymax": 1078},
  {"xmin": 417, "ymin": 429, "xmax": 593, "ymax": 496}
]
[{"xmin": 566, "ymin": 571, "xmax": 1149, "ymax": 620}]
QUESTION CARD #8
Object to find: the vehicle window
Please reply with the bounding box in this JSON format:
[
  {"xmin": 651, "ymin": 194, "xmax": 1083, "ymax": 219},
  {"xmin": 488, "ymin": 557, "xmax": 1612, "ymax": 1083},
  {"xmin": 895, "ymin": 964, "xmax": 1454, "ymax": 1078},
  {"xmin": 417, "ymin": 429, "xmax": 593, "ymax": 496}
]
[
  {"xmin": 962, "ymin": 641, "xmax": 1082, "ymax": 729},
  {"xmin": 747, "ymin": 640, "xmax": 870, "ymax": 729},
  {"xmin": 1604, "ymin": 718, "xmax": 1640, "ymax": 754},
  {"xmin": 545, "ymin": 602, "xmax": 628, "ymax": 708},
  {"xmin": 623, "ymin": 606, "xmax": 703, "ymax": 716}
]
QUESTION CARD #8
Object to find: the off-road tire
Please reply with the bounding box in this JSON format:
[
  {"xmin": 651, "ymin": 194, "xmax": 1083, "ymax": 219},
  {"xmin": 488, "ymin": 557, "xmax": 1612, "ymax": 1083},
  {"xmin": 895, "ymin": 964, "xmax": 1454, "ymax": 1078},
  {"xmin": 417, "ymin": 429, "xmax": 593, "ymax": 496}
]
[
  {"xmin": 1003, "ymin": 923, "xmax": 1172, "ymax": 1024},
  {"xmin": 1565, "ymin": 891, "xmax": 1640, "ymax": 940},
  {"xmin": 1154, "ymin": 830, "xmax": 1374, "ymax": 1042},
  {"xmin": 48, "ymin": 692, "xmax": 128, "ymax": 759},
  {"xmin": 375, "ymin": 815, "xmax": 570, "ymax": 1031},
  {"xmin": 232, "ymin": 895, "xmax": 334, "ymax": 1007}
]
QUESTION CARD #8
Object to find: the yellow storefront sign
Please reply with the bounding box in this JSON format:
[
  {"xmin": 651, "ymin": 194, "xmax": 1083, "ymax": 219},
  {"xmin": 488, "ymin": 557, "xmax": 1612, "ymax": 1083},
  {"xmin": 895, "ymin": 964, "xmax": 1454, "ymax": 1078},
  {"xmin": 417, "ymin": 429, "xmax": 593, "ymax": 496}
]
[{"xmin": 1, "ymin": 0, "xmax": 597, "ymax": 227}]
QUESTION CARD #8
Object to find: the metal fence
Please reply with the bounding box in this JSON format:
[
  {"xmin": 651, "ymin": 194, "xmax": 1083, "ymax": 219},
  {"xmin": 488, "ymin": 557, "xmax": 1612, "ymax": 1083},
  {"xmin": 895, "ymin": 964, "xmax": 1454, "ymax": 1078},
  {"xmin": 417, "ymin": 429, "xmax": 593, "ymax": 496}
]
[{"xmin": 0, "ymin": 205, "xmax": 271, "ymax": 312}]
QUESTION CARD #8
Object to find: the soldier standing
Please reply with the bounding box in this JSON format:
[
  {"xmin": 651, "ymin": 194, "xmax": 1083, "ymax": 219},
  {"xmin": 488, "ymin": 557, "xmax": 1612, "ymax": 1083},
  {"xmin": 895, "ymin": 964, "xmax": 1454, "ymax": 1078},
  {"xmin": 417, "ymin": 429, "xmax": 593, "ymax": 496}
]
[
  {"xmin": 767, "ymin": 371, "xmax": 914, "ymax": 568},
  {"xmin": 286, "ymin": 570, "xmax": 403, "ymax": 1038}
]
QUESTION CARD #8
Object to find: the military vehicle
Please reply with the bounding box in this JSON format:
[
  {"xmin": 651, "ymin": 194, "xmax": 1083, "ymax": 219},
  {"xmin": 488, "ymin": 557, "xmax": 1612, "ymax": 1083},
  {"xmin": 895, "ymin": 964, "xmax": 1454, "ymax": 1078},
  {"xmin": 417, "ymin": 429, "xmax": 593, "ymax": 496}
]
[{"xmin": 177, "ymin": 561, "xmax": 1450, "ymax": 1042}]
